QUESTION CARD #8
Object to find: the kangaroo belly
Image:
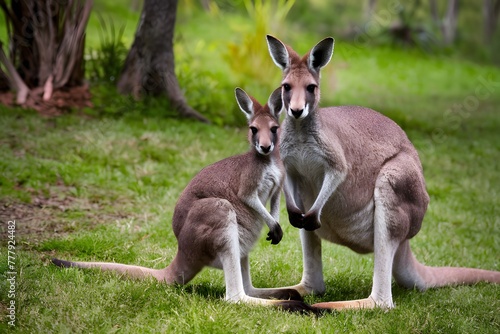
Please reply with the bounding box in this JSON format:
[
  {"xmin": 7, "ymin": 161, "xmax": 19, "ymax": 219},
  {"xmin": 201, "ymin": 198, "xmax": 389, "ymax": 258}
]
[
  {"xmin": 287, "ymin": 165, "xmax": 376, "ymax": 253},
  {"xmin": 316, "ymin": 200, "xmax": 375, "ymax": 254},
  {"xmin": 237, "ymin": 214, "xmax": 265, "ymax": 256}
]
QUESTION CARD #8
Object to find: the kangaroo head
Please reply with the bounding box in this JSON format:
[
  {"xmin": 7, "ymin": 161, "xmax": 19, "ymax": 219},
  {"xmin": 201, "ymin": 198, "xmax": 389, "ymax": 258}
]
[
  {"xmin": 235, "ymin": 87, "xmax": 282, "ymax": 156},
  {"xmin": 266, "ymin": 35, "xmax": 334, "ymax": 120}
]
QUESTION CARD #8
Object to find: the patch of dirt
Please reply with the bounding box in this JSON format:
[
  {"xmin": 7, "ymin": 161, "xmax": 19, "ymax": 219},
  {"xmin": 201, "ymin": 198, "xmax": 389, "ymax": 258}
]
[
  {"xmin": 0, "ymin": 185, "xmax": 133, "ymax": 245},
  {"xmin": 0, "ymin": 85, "xmax": 92, "ymax": 116}
]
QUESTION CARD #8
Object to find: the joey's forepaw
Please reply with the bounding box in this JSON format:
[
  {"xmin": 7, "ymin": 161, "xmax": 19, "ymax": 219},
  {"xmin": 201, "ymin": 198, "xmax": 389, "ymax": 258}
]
[
  {"xmin": 287, "ymin": 208, "xmax": 305, "ymax": 229},
  {"xmin": 266, "ymin": 223, "xmax": 283, "ymax": 245},
  {"xmin": 303, "ymin": 212, "xmax": 321, "ymax": 231}
]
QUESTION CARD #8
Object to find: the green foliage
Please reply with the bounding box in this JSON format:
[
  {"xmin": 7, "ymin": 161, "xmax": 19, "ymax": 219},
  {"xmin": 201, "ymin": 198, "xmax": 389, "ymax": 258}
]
[
  {"xmin": 223, "ymin": 0, "xmax": 295, "ymax": 98},
  {"xmin": 87, "ymin": 15, "xmax": 128, "ymax": 85},
  {"xmin": 288, "ymin": 0, "xmax": 362, "ymax": 36},
  {"xmin": 86, "ymin": 1, "xmax": 140, "ymax": 49},
  {"xmin": 372, "ymin": 3, "xmax": 439, "ymax": 52},
  {"xmin": 175, "ymin": 39, "xmax": 241, "ymax": 126},
  {"xmin": 287, "ymin": 1, "xmax": 499, "ymax": 64}
]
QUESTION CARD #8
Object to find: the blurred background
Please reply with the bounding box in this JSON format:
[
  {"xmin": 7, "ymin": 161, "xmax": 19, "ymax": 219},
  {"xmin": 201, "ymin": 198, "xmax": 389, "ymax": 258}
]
[{"xmin": 1, "ymin": 0, "xmax": 499, "ymax": 125}]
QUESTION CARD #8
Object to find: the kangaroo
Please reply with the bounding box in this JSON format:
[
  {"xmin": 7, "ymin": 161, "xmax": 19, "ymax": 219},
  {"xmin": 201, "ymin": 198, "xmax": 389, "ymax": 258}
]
[
  {"xmin": 265, "ymin": 35, "xmax": 500, "ymax": 310},
  {"xmin": 52, "ymin": 88, "xmax": 318, "ymax": 313}
]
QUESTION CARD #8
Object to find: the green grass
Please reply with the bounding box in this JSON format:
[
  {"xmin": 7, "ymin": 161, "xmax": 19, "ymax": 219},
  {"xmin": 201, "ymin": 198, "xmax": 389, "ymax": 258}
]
[{"xmin": 1, "ymin": 2, "xmax": 500, "ymax": 333}]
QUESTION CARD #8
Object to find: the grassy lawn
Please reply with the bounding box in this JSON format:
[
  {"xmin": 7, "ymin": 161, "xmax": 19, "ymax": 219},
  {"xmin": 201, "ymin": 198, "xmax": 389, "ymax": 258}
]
[{"xmin": 1, "ymin": 2, "xmax": 500, "ymax": 334}]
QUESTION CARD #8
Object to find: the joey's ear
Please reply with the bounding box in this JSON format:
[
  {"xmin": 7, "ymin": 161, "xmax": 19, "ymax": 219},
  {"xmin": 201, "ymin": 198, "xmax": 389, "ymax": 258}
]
[
  {"xmin": 308, "ymin": 37, "xmax": 334, "ymax": 73},
  {"xmin": 235, "ymin": 87, "xmax": 254, "ymax": 119},
  {"xmin": 267, "ymin": 87, "xmax": 283, "ymax": 119},
  {"xmin": 266, "ymin": 35, "xmax": 289, "ymax": 71}
]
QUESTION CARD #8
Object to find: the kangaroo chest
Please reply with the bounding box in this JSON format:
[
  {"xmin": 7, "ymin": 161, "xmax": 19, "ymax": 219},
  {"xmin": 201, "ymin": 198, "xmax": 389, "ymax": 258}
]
[
  {"xmin": 235, "ymin": 159, "xmax": 283, "ymax": 258},
  {"xmin": 280, "ymin": 123, "xmax": 376, "ymax": 253},
  {"xmin": 280, "ymin": 128, "xmax": 331, "ymax": 196},
  {"xmin": 257, "ymin": 160, "xmax": 283, "ymax": 203}
]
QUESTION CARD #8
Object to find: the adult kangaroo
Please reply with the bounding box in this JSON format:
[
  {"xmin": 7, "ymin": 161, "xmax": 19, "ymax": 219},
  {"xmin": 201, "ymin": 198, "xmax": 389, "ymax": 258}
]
[
  {"xmin": 52, "ymin": 88, "xmax": 317, "ymax": 313},
  {"xmin": 266, "ymin": 35, "xmax": 500, "ymax": 310}
]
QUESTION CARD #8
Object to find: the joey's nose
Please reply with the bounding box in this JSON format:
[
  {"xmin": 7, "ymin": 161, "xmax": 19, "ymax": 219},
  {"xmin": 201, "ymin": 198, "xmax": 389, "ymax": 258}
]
[
  {"xmin": 260, "ymin": 145, "xmax": 271, "ymax": 154},
  {"xmin": 291, "ymin": 108, "xmax": 303, "ymax": 119}
]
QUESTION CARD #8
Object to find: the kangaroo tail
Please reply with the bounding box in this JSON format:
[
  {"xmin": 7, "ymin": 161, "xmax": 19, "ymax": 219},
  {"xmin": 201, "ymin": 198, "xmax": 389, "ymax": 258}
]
[
  {"xmin": 393, "ymin": 240, "xmax": 500, "ymax": 290},
  {"xmin": 52, "ymin": 258, "xmax": 169, "ymax": 282}
]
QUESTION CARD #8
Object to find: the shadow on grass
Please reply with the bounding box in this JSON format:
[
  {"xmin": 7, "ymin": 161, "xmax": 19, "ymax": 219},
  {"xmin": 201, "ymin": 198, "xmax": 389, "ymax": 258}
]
[{"xmin": 174, "ymin": 282, "xmax": 226, "ymax": 301}]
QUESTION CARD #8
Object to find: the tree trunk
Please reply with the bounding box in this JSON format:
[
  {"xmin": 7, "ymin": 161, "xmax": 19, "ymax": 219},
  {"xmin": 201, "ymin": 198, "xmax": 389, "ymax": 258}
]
[
  {"xmin": 117, "ymin": 0, "xmax": 208, "ymax": 123},
  {"xmin": 442, "ymin": 0, "xmax": 459, "ymax": 45},
  {"xmin": 483, "ymin": 0, "xmax": 500, "ymax": 43},
  {"xmin": 365, "ymin": 0, "xmax": 377, "ymax": 20},
  {"xmin": 0, "ymin": 43, "xmax": 29, "ymax": 104},
  {"xmin": 429, "ymin": 0, "xmax": 439, "ymax": 26},
  {"xmin": 0, "ymin": 0, "xmax": 91, "ymax": 107}
]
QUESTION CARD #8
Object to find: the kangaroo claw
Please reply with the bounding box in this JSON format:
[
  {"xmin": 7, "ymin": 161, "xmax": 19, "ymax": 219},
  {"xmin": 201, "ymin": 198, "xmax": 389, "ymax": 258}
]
[{"xmin": 266, "ymin": 223, "xmax": 283, "ymax": 244}]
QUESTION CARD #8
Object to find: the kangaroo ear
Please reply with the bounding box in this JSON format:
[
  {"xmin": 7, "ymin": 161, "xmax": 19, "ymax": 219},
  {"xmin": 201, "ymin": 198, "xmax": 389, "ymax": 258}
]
[
  {"xmin": 266, "ymin": 35, "xmax": 289, "ymax": 71},
  {"xmin": 267, "ymin": 87, "xmax": 283, "ymax": 119},
  {"xmin": 235, "ymin": 87, "xmax": 254, "ymax": 119},
  {"xmin": 308, "ymin": 37, "xmax": 334, "ymax": 73}
]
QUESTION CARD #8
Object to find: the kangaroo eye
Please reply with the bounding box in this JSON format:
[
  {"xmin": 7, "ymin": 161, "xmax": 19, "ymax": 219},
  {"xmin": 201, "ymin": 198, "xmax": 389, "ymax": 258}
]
[
  {"xmin": 270, "ymin": 126, "xmax": 278, "ymax": 134},
  {"xmin": 307, "ymin": 84, "xmax": 316, "ymax": 93},
  {"xmin": 283, "ymin": 83, "xmax": 291, "ymax": 92},
  {"xmin": 250, "ymin": 126, "xmax": 258, "ymax": 135}
]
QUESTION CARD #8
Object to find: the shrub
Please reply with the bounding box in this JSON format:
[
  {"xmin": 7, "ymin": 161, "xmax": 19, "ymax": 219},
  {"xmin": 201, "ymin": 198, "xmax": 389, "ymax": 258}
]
[{"xmin": 87, "ymin": 15, "xmax": 128, "ymax": 85}]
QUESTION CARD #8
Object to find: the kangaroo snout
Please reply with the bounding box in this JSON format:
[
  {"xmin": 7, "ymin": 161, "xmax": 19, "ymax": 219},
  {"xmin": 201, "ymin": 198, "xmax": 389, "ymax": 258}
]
[
  {"xmin": 260, "ymin": 145, "xmax": 272, "ymax": 154},
  {"xmin": 290, "ymin": 108, "xmax": 303, "ymax": 119},
  {"xmin": 257, "ymin": 142, "xmax": 274, "ymax": 155}
]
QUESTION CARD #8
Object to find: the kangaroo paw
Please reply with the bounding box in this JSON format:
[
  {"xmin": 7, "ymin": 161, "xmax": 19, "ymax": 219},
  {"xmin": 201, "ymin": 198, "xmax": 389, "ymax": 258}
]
[
  {"xmin": 303, "ymin": 212, "xmax": 321, "ymax": 231},
  {"xmin": 266, "ymin": 223, "xmax": 283, "ymax": 244},
  {"xmin": 287, "ymin": 208, "xmax": 305, "ymax": 228}
]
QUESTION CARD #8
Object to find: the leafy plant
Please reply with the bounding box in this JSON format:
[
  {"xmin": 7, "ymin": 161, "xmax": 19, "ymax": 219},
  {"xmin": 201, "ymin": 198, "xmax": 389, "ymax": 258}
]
[
  {"xmin": 87, "ymin": 14, "xmax": 128, "ymax": 84},
  {"xmin": 175, "ymin": 43, "xmax": 239, "ymax": 126},
  {"xmin": 224, "ymin": 0, "xmax": 295, "ymax": 98},
  {"xmin": 381, "ymin": 2, "xmax": 438, "ymax": 52}
]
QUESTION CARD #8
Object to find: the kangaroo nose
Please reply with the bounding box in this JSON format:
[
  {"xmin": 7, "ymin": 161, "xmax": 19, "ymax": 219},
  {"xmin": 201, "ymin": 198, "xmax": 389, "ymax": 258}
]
[
  {"xmin": 260, "ymin": 145, "xmax": 271, "ymax": 154},
  {"xmin": 291, "ymin": 108, "xmax": 303, "ymax": 118}
]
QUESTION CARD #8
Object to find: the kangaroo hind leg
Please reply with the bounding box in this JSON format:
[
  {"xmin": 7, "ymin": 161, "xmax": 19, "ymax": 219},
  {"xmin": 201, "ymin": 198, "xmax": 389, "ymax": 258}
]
[
  {"xmin": 167, "ymin": 198, "xmax": 238, "ymax": 285},
  {"xmin": 220, "ymin": 224, "xmax": 322, "ymax": 314},
  {"xmin": 209, "ymin": 203, "xmax": 269, "ymax": 304},
  {"xmin": 369, "ymin": 154, "xmax": 428, "ymax": 308},
  {"xmin": 52, "ymin": 198, "xmax": 224, "ymax": 284},
  {"xmin": 313, "ymin": 155, "xmax": 426, "ymax": 310},
  {"xmin": 240, "ymin": 256, "xmax": 303, "ymax": 301},
  {"xmin": 210, "ymin": 200, "xmax": 321, "ymax": 313}
]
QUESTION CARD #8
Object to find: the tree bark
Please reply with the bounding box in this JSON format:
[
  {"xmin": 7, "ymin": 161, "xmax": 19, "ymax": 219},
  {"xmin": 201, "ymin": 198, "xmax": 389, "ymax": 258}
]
[
  {"xmin": 483, "ymin": 0, "xmax": 500, "ymax": 43},
  {"xmin": 117, "ymin": 0, "xmax": 209, "ymax": 123},
  {"xmin": 0, "ymin": 0, "xmax": 91, "ymax": 101},
  {"xmin": 0, "ymin": 43, "xmax": 29, "ymax": 104},
  {"xmin": 365, "ymin": 0, "xmax": 377, "ymax": 20},
  {"xmin": 442, "ymin": 0, "xmax": 459, "ymax": 45},
  {"xmin": 429, "ymin": 0, "xmax": 439, "ymax": 26}
]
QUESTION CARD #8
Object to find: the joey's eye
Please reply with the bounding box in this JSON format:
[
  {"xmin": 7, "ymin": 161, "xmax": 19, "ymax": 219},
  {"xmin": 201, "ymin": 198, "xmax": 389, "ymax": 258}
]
[
  {"xmin": 283, "ymin": 83, "xmax": 291, "ymax": 91},
  {"xmin": 307, "ymin": 84, "xmax": 316, "ymax": 93},
  {"xmin": 250, "ymin": 126, "xmax": 258, "ymax": 135},
  {"xmin": 271, "ymin": 126, "xmax": 278, "ymax": 134}
]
